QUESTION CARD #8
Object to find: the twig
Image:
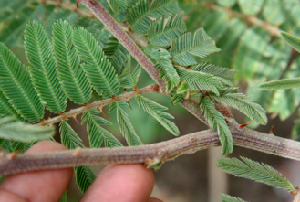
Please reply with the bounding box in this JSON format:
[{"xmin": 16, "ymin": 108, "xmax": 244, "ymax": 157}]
[
  {"xmin": 43, "ymin": 84, "xmax": 160, "ymax": 126},
  {"xmin": 204, "ymin": 3, "xmax": 282, "ymax": 37},
  {"xmin": 1, "ymin": 120, "xmax": 300, "ymax": 175},
  {"xmin": 79, "ymin": 0, "xmax": 167, "ymax": 93}
]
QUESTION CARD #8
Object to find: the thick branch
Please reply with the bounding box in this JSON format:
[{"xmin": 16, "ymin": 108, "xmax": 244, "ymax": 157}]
[
  {"xmin": 1, "ymin": 120, "xmax": 300, "ymax": 175},
  {"xmin": 44, "ymin": 84, "xmax": 160, "ymax": 125}
]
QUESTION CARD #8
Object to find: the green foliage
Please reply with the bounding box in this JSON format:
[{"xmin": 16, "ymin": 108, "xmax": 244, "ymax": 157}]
[
  {"xmin": 73, "ymin": 27, "xmax": 120, "ymax": 98},
  {"xmin": 282, "ymin": 32, "xmax": 300, "ymax": 52},
  {"xmin": 127, "ymin": 0, "xmax": 181, "ymax": 34},
  {"xmin": 144, "ymin": 45, "xmax": 180, "ymax": 91},
  {"xmin": 210, "ymin": 92, "xmax": 267, "ymax": 124},
  {"xmin": 220, "ymin": 194, "xmax": 245, "ymax": 202},
  {"xmin": 118, "ymin": 61, "xmax": 141, "ymax": 89},
  {"xmin": 82, "ymin": 109, "xmax": 122, "ymax": 147},
  {"xmin": 175, "ymin": 66, "xmax": 221, "ymax": 95},
  {"xmin": 0, "ymin": 116, "xmax": 54, "ymax": 142},
  {"xmin": 103, "ymin": 37, "xmax": 129, "ymax": 73},
  {"xmin": 25, "ymin": 21, "xmax": 67, "ymax": 112},
  {"xmin": 217, "ymin": 157, "xmax": 295, "ymax": 191},
  {"xmin": 147, "ymin": 13, "xmax": 187, "ymax": 47},
  {"xmin": 200, "ymin": 97, "xmax": 233, "ymax": 155},
  {"xmin": 136, "ymin": 95, "xmax": 180, "ymax": 136},
  {"xmin": 110, "ymin": 102, "xmax": 142, "ymax": 146},
  {"xmin": 74, "ymin": 165, "xmax": 97, "ymax": 194},
  {"xmin": 259, "ymin": 78, "xmax": 300, "ymax": 90},
  {"xmin": 53, "ymin": 20, "xmax": 92, "ymax": 104},
  {"xmin": 171, "ymin": 28, "xmax": 221, "ymax": 66},
  {"xmin": 107, "ymin": 0, "xmax": 128, "ymax": 13},
  {"xmin": 0, "ymin": 42, "xmax": 44, "ymax": 121}
]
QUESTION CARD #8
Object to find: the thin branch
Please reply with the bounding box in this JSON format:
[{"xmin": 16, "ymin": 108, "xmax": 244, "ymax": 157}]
[
  {"xmin": 204, "ymin": 3, "xmax": 282, "ymax": 37},
  {"xmin": 43, "ymin": 84, "xmax": 160, "ymax": 126},
  {"xmin": 79, "ymin": 0, "xmax": 166, "ymax": 93},
  {"xmin": 1, "ymin": 120, "xmax": 300, "ymax": 175}
]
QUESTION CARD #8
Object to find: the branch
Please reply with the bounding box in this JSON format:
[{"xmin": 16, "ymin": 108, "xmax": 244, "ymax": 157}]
[
  {"xmin": 43, "ymin": 84, "xmax": 160, "ymax": 126},
  {"xmin": 1, "ymin": 120, "xmax": 300, "ymax": 175},
  {"xmin": 204, "ymin": 3, "xmax": 282, "ymax": 37},
  {"xmin": 79, "ymin": 0, "xmax": 166, "ymax": 93}
]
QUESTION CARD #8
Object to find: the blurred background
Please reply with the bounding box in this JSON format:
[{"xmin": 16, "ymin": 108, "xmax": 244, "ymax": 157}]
[{"xmin": 2, "ymin": 0, "xmax": 300, "ymax": 201}]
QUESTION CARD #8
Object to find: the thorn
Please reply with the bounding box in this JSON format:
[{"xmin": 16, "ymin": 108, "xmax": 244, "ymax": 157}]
[
  {"xmin": 127, "ymin": 99, "xmax": 132, "ymax": 110},
  {"xmin": 238, "ymin": 122, "xmax": 251, "ymax": 129},
  {"xmin": 269, "ymin": 125, "xmax": 274, "ymax": 134},
  {"xmin": 133, "ymin": 87, "xmax": 140, "ymax": 94},
  {"xmin": 184, "ymin": 91, "xmax": 190, "ymax": 100},
  {"xmin": 7, "ymin": 152, "xmax": 17, "ymax": 160},
  {"xmin": 61, "ymin": 114, "xmax": 67, "ymax": 121},
  {"xmin": 73, "ymin": 114, "xmax": 79, "ymax": 123},
  {"xmin": 73, "ymin": 148, "xmax": 81, "ymax": 157},
  {"xmin": 111, "ymin": 95, "xmax": 118, "ymax": 101},
  {"xmin": 291, "ymin": 191, "xmax": 296, "ymax": 196},
  {"xmin": 76, "ymin": 0, "xmax": 81, "ymax": 7},
  {"xmin": 99, "ymin": 107, "xmax": 107, "ymax": 118},
  {"xmin": 49, "ymin": 122, "xmax": 53, "ymax": 127},
  {"xmin": 40, "ymin": 121, "xmax": 47, "ymax": 126}
]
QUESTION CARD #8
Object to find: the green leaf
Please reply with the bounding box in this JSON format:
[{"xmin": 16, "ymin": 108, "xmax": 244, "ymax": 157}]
[
  {"xmin": 211, "ymin": 93, "xmax": 267, "ymax": 125},
  {"xmin": 113, "ymin": 102, "xmax": 141, "ymax": 146},
  {"xmin": 217, "ymin": 157, "xmax": 296, "ymax": 191},
  {"xmin": 149, "ymin": 0, "xmax": 181, "ymax": 18},
  {"xmin": 0, "ymin": 116, "xmax": 55, "ymax": 142},
  {"xmin": 53, "ymin": 20, "xmax": 92, "ymax": 104},
  {"xmin": 175, "ymin": 66, "xmax": 222, "ymax": 95},
  {"xmin": 200, "ymin": 97, "xmax": 233, "ymax": 154},
  {"xmin": 59, "ymin": 121, "xmax": 85, "ymax": 149},
  {"xmin": 74, "ymin": 166, "xmax": 96, "ymax": 194},
  {"xmin": 25, "ymin": 21, "xmax": 67, "ymax": 112},
  {"xmin": 103, "ymin": 37, "xmax": 129, "ymax": 73},
  {"xmin": 171, "ymin": 28, "xmax": 221, "ymax": 66},
  {"xmin": 59, "ymin": 191, "xmax": 67, "ymax": 202},
  {"xmin": 144, "ymin": 45, "xmax": 180, "ymax": 91},
  {"xmin": 127, "ymin": 0, "xmax": 181, "ymax": 34},
  {"xmin": 190, "ymin": 63, "xmax": 237, "ymax": 86},
  {"xmin": 217, "ymin": 0, "xmax": 236, "ymax": 6},
  {"xmin": 220, "ymin": 194, "xmax": 245, "ymax": 202},
  {"xmin": 119, "ymin": 61, "xmax": 141, "ymax": 89},
  {"xmin": 0, "ymin": 42, "xmax": 44, "ymax": 121},
  {"xmin": 0, "ymin": 90, "xmax": 19, "ymax": 119},
  {"xmin": 136, "ymin": 95, "xmax": 179, "ymax": 136},
  {"xmin": 259, "ymin": 78, "xmax": 300, "ymax": 90},
  {"xmin": 0, "ymin": 4, "xmax": 40, "ymax": 48},
  {"xmin": 82, "ymin": 110, "xmax": 122, "ymax": 148},
  {"xmin": 107, "ymin": 0, "xmax": 128, "ymax": 13},
  {"xmin": 73, "ymin": 27, "xmax": 119, "ymax": 98},
  {"xmin": 281, "ymin": 32, "xmax": 300, "ymax": 53},
  {"xmin": 147, "ymin": 13, "xmax": 187, "ymax": 47}
]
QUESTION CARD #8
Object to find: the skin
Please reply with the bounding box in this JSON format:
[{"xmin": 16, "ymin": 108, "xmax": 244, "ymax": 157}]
[{"xmin": 0, "ymin": 141, "xmax": 162, "ymax": 202}]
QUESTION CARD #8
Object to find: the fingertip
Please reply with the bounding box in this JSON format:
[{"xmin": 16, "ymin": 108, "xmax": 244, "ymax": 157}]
[
  {"xmin": 81, "ymin": 164, "xmax": 155, "ymax": 202},
  {"xmin": 0, "ymin": 141, "xmax": 73, "ymax": 201}
]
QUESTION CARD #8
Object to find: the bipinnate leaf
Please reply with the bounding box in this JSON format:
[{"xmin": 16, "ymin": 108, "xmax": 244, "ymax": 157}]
[
  {"xmin": 217, "ymin": 157, "xmax": 295, "ymax": 191},
  {"xmin": 25, "ymin": 21, "xmax": 67, "ymax": 112},
  {"xmin": 220, "ymin": 194, "xmax": 245, "ymax": 202},
  {"xmin": 190, "ymin": 63, "xmax": 237, "ymax": 86},
  {"xmin": 113, "ymin": 102, "xmax": 141, "ymax": 146},
  {"xmin": 211, "ymin": 93, "xmax": 267, "ymax": 125},
  {"xmin": 147, "ymin": 13, "xmax": 187, "ymax": 47},
  {"xmin": 59, "ymin": 121, "xmax": 85, "ymax": 149},
  {"xmin": 144, "ymin": 45, "xmax": 180, "ymax": 91},
  {"xmin": 136, "ymin": 95, "xmax": 179, "ymax": 136},
  {"xmin": 259, "ymin": 78, "xmax": 300, "ymax": 90},
  {"xmin": 0, "ymin": 116, "xmax": 55, "ymax": 142},
  {"xmin": 107, "ymin": 0, "xmax": 128, "ymax": 13},
  {"xmin": 53, "ymin": 20, "xmax": 92, "ymax": 104},
  {"xmin": 281, "ymin": 32, "xmax": 300, "ymax": 53},
  {"xmin": 171, "ymin": 28, "xmax": 221, "ymax": 66},
  {"xmin": 127, "ymin": 0, "xmax": 181, "ymax": 34},
  {"xmin": 74, "ymin": 165, "xmax": 96, "ymax": 194},
  {"xmin": 200, "ymin": 97, "xmax": 233, "ymax": 154},
  {"xmin": 82, "ymin": 110, "xmax": 122, "ymax": 148},
  {"xmin": 0, "ymin": 42, "xmax": 44, "ymax": 121},
  {"xmin": 59, "ymin": 121, "xmax": 96, "ymax": 193},
  {"xmin": 175, "ymin": 66, "xmax": 221, "ymax": 95},
  {"xmin": 73, "ymin": 27, "xmax": 119, "ymax": 98}
]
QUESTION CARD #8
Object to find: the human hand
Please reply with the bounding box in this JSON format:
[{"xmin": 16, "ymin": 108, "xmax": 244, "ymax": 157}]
[{"xmin": 0, "ymin": 141, "xmax": 162, "ymax": 202}]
